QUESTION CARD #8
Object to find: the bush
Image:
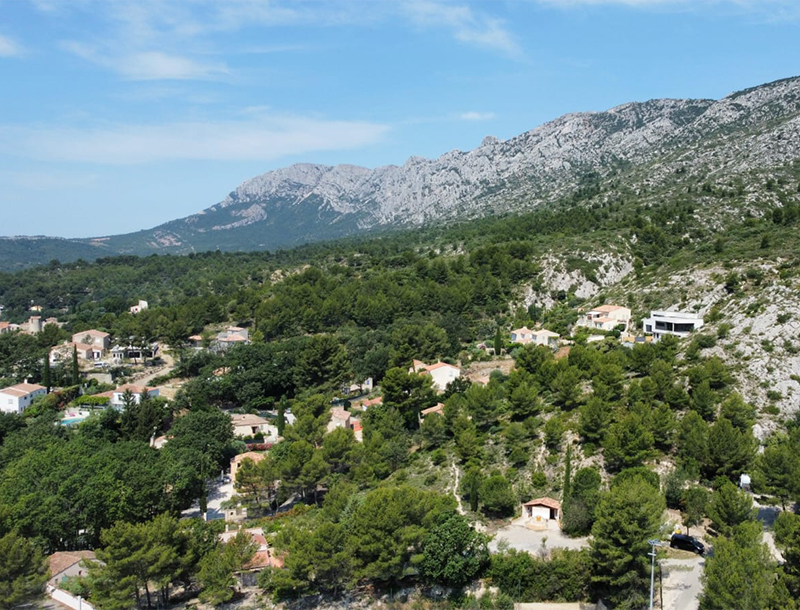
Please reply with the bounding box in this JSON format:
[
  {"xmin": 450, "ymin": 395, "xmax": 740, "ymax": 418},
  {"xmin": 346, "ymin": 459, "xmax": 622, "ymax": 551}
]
[
  {"xmin": 430, "ymin": 448, "xmax": 447, "ymax": 465},
  {"xmin": 480, "ymin": 474, "xmax": 516, "ymax": 518},
  {"xmin": 773, "ymin": 511, "xmax": 800, "ymax": 548},
  {"xmin": 489, "ymin": 548, "xmax": 591, "ymax": 602}
]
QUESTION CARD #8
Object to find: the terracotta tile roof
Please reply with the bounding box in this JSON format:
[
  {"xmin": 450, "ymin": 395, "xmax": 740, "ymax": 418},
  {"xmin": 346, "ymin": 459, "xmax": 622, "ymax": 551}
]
[
  {"xmin": 115, "ymin": 384, "xmax": 153, "ymax": 394},
  {"xmin": 330, "ymin": 407, "xmax": 351, "ymax": 421},
  {"xmin": 531, "ymin": 329, "xmax": 559, "ymax": 338},
  {"xmin": 77, "ymin": 329, "xmax": 109, "ymax": 337},
  {"xmin": 592, "ymin": 304, "xmax": 625, "ymax": 313},
  {"xmin": 523, "ymin": 497, "xmax": 561, "ymax": 510},
  {"xmin": 421, "ymin": 403, "xmax": 445, "ymax": 416},
  {"xmin": 511, "ymin": 327, "xmax": 533, "ymax": 335},
  {"xmin": 230, "ymin": 413, "xmax": 269, "ymax": 427},
  {"xmin": 232, "ymin": 451, "xmax": 266, "ymax": 464},
  {"xmin": 0, "ymin": 383, "xmax": 46, "ymax": 397},
  {"xmin": 48, "ymin": 551, "xmax": 97, "ymax": 577},
  {"xmin": 426, "ymin": 362, "xmax": 459, "ymax": 372}
]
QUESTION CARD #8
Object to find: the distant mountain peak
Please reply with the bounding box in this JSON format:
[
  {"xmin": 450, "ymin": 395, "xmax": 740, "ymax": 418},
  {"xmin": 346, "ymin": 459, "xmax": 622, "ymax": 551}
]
[{"xmin": 3, "ymin": 75, "xmax": 800, "ymax": 269}]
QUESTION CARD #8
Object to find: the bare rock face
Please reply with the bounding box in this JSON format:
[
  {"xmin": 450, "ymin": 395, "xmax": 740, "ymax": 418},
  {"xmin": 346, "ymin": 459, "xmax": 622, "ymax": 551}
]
[{"xmin": 80, "ymin": 75, "xmax": 800, "ymax": 254}]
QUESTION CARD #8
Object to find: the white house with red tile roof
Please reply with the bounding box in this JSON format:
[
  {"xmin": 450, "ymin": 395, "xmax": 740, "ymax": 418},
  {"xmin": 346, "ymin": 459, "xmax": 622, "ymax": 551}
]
[
  {"xmin": 109, "ymin": 384, "xmax": 159, "ymax": 409},
  {"xmin": 0, "ymin": 382, "xmax": 47, "ymax": 414},
  {"xmin": 578, "ymin": 304, "xmax": 632, "ymax": 332},
  {"xmin": 409, "ymin": 360, "xmax": 461, "ymax": 392},
  {"xmin": 511, "ymin": 327, "xmax": 560, "ymax": 348},
  {"xmin": 521, "ymin": 497, "xmax": 561, "ymax": 528}
]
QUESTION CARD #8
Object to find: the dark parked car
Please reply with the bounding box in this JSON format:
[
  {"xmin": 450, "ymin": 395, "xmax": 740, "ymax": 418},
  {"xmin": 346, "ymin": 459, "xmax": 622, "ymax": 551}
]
[{"xmin": 670, "ymin": 533, "xmax": 705, "ymax": 555}]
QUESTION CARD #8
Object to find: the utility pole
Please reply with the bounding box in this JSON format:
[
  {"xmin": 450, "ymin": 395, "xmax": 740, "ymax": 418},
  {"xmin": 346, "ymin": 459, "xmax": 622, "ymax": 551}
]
[{"xmin": 648, "ymin": 539, "xmax": 661, "ymax": 610}]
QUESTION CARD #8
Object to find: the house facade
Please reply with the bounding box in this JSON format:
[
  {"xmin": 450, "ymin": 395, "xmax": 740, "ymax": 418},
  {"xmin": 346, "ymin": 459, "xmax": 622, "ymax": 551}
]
[
  {"xmin": 642, "ymin": 310, "xmax": 704, "ymax": 340},
  {"xmin": 410, "ymin": 360, "xmax": 461, "ymax": 392},
  {"xmin": 230, "ymin": 451, "xmax": 266, "ymax": 479},
  {"xmin": 48, "ymin": 551, "xmax": 98, "ymax": 587},
  {"xmin": 130, "ymin": 300, "xmax": 149, "ymax": 314},
  {"xmin": 327, "ymin": 407, "xmax": 352, "ymax": 432},
  {"xmin": 510, "ymin": 327, "xmax": 560, "ymax": 348},
  {"xmin": 230, "ymin": 413, "xmax": 278, "ymax": 439},
  {"xmin": 108, "ymin": 385, "xmax": 159, "ymax": 409},
  {"xmin": 0, "ymin": 382, "xmax": 47, "ymax": 414},
  {"xmin": 71, "ymin": 330, "xmax": 110, "ymax": 358},
  {"xmin": 521, "ymin": 497, "xmax": 561, "ymax": 530},
  {"xmin": 578, "ymin": 304, "xmax": 632, "ymax": 332}
]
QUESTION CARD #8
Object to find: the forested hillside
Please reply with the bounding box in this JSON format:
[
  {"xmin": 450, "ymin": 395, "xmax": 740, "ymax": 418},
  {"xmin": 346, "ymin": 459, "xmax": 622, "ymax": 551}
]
[{"xmin": 1, "ymin": 177, "xmax": 800, "ymax": 610}]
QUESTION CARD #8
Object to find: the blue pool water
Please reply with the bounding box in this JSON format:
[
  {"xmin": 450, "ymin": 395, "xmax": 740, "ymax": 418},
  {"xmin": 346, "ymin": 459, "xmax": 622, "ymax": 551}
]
[{"xmin": 61, "ymin": 418, "xmax": 86, "ymax": 426}]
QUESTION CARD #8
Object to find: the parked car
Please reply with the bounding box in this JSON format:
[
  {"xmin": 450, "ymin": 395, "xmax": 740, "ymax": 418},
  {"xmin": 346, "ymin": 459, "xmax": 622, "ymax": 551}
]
[{"xmin": 670, "ymin": 533, "xmax": 705, "ymax": 555}]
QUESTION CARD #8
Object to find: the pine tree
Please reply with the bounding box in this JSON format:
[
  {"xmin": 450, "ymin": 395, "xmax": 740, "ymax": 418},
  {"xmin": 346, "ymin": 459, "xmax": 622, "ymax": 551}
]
[
  {"xmin": 590, "ymin": 476, "xmax": 665, "ymax": 607},
  {"xmin": 277, "ymin": 396, "xmax": 287, "ymax": 436},
  {"xmin": 42, "ymin": 356, "xmax": 51, "ymax": 393},
  {"xmin": 71, "ymin": 344, "xmax": 80, "ymax": 386}
]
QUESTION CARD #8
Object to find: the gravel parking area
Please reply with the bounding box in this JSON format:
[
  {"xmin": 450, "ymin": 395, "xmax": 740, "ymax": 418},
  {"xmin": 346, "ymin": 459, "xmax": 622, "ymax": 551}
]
[{"xmin": 488, "ymin": 521, "xmax": 590, "ymax": 554}]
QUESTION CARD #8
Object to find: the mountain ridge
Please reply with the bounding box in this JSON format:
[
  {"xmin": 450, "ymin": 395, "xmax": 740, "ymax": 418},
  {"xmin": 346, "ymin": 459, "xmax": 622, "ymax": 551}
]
[{"xmin": 3, "ymin": 75, "xmax": 800, "ymax": 269}]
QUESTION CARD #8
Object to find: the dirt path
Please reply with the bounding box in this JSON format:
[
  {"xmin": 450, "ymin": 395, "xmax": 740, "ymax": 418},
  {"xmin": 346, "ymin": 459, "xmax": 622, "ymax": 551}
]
[
  {"xmin": 450, "ymin": 460, "xmax": 466, "ymax": 515},
  {"xmin": 131, "ymin": 346, "xmax": 176, "ymax": 387}
]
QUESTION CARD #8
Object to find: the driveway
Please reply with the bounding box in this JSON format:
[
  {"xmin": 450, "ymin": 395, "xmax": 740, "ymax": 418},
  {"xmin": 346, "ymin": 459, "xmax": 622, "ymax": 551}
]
[
  {"xmin": 489, "ymin": 519, "xmax": 589, "ymax": 555},
  {"xmin": 661, "ymin": 555, "xmax": 704, "ymax": 610},
  {"xmin": 182, "ymin": 477, "xmax": 234, "ymax": 521}
]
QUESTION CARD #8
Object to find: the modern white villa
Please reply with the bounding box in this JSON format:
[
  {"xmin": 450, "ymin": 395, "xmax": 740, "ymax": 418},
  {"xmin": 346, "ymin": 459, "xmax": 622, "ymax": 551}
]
[{"xmin": 642, "ymin": 310, "xmax": 704, "ymax": 340}]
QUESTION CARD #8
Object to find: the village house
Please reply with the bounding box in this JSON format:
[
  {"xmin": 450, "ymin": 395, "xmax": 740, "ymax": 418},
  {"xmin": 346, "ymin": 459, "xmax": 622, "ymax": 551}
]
[
  {"xmin": 230, "ymin": 451, "xmax": 266, "ymax": 480},
  {"xmin": 521, "ymin": 497, "xmax": 561, "ymax": 530},
  {"xmin": 577, "ymin": 304, "xmax": 632, "ymax": 332},
  {"xmin": 353, "ymin": 396, "xmax": 382, "ymax": 411},
  {"xmin": 327, "ymin": 407, "xmax": 351, "ymax": 432},
  {"xmin": 0, "ymin": 321, "xmax": 12, "ymax": 335},
  {"xmin": 0, "ymin": 382, "xmax": 47, "ymax": 414},
  {"xmin": 213, "ymin": 327, "xmax": 251, "ymax": 352},
  {"xmin": 129, "ymin": 300, "xmax": 149, "ymax": 314},
  {"xmin": 71, "ymin": 330, "xmax": 110, "ymax": 359},
  {"xmin": 219, "ymin": 527, "xmax": 283, "ymax": 585},
  {"xmin": 230, "ymin": 413, "xmax": 278, "ymax": 439},
  {"xmin": 410, "ymin": 360, "xmax": 461, "ymax": 392},
  {"xmin": 510, "ymin": 327, "xmax": 560, "ymax": 348},
  {"xmin": 642, "ymin": 310, "xmax": 704, "ymax": 341},
  {"xmin": 420, "ymin": 403, "xmax": 445, "ymax": 419},
  {"xmin": 106, "ymin": 384, "xmax": 160, "ymax": 409},
  {"xmin": 47, "ymin": 550, "xmax": 98, "ymax": 587}
]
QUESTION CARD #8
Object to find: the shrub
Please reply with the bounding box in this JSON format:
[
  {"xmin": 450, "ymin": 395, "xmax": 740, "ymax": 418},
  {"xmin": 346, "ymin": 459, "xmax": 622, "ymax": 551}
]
[{"xmin": 489, "ymin": 548, "xmax": 591, "ymax": 602}]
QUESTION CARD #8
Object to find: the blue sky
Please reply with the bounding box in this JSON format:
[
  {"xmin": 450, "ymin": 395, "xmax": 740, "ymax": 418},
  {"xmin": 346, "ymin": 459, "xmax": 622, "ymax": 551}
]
[{"xmin": 1, "ymin": 0, "xmax": 799, "ymax": 238}]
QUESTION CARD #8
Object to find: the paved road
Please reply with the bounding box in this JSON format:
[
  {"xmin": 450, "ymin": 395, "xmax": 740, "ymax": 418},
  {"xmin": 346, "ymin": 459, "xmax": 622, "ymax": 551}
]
[{"xmin": 661, "ymin": 556, "xmax": 704, "ymax": 610}]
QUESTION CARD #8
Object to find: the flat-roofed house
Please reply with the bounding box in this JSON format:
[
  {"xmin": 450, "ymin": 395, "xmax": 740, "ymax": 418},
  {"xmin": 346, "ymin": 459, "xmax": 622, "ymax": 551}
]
[{"xmin": 642, "ymin": 310, "xmax": 704, "ymax": 341}]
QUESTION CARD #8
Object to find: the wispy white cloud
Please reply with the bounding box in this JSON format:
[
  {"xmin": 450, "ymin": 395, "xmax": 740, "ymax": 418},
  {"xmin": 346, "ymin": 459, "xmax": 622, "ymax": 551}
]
[
  {"xmin": 0, "ymin": 114, "xmax": 389, "ymax": 165},
  {"xmin": 62, "ymin": 42, "xmax": 229, "ymax": 80},
  {"xmin": 403, "ymin": 1, "xmax": 522, "ymax": 57},
  {"xmin": 460, "ymin": 111, "xmax": 496, "ymax": 121},
  {"xmin": 0, "ymin": 34, "xmax": 24, "ymax": 58}
]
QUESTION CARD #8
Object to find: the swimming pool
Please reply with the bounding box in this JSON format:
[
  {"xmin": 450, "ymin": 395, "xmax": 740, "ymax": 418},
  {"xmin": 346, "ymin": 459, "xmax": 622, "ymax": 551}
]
[{"xmin": 61, "ymin": 417, "xmax": 86, "ymax": 426}]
